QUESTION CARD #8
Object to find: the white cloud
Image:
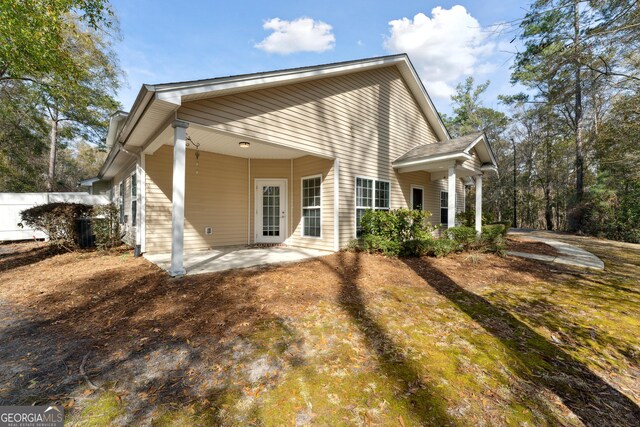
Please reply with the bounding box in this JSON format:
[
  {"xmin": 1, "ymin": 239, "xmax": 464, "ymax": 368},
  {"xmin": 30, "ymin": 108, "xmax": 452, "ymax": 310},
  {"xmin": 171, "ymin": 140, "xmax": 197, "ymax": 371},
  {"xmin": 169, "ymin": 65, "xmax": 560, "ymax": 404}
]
[
  {"xmin": 384, "ymin": 5, "xmax": 495, "ymax": 99},
  {"xmin": 255, "ymin": 17, "xmax": 335, "ymax": 54}
]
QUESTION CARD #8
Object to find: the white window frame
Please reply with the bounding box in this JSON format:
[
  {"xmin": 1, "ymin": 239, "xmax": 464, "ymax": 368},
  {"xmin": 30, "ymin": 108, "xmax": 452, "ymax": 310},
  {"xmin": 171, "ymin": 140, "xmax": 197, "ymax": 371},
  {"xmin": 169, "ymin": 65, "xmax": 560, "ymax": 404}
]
[
  {"xmin": 440, "ymin": 191, "xmax": 448, "ymax": 225},
  {"xmin": 354, "ymin": 176, "xmax": 391, "ymax": 237},
  {"xmin": 119, "ymin": 181, "xmax": 125, "ymax": 224},
  {"xmin": 410, "ymin": 185, "xmax": 424, "ymax": 211},
  {"xmin": 131, "ymin": 172, "xmax": 137, "ymax": 226},
  {"xmin": 301, "ymin": 174, "xmax": 322, "ymax": 238}
]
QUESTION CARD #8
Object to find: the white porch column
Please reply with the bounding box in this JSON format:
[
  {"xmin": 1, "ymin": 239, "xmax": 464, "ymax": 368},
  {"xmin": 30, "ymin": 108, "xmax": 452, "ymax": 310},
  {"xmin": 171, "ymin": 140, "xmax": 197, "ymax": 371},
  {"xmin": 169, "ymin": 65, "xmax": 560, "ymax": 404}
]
[
  {"xmin": 333, "ymin": 158, "xmax": 340, "ymax": 252},
  {"xmin": 475, "ymin": 174, "xmax": 483, "ymax": 233},
  {"xmin": 170, "ymin": 120, "xmax": 189, "ymax": 276},
  {"xmin": 447, "ymin": 165, "xmax": 457, "ymax": 228}
]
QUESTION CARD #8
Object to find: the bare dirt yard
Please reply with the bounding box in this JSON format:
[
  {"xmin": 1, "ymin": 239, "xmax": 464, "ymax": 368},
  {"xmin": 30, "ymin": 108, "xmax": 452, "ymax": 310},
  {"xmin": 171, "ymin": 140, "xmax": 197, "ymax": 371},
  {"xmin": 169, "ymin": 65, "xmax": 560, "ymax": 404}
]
[{"xmin": 0, "ymin": 235, "xmax": 638, "ymax": 426}]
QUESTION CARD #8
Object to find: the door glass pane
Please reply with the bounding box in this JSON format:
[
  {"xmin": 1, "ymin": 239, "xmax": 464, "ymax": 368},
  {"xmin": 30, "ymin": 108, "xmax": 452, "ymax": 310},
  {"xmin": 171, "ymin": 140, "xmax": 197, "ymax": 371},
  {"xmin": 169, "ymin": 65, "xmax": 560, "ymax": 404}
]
[{"xmin": 262, "ymin": 185, "xmax": 280, "ymax": 236}]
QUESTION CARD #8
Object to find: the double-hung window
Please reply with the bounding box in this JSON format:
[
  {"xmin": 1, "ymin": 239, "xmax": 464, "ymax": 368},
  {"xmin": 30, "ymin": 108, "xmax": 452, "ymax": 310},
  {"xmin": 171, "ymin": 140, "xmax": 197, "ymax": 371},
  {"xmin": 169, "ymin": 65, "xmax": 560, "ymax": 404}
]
[
  {"xmin": 302, "ymin": 175, "xmax": 321, "ymax": 237},
  {"xmin": 119, "ymin": 182, "xmax": 125, "ymax": 224},
  {"xmin": 440, "ymin": 191, "xmax": 448, "ymax": 225},
  {"xmin": 355, "ymin": 177, "xmax": 390, "ymax": 237},
  {"xmin": 131, "ymin": 173, "xmax": 137, "ymax": 226}
]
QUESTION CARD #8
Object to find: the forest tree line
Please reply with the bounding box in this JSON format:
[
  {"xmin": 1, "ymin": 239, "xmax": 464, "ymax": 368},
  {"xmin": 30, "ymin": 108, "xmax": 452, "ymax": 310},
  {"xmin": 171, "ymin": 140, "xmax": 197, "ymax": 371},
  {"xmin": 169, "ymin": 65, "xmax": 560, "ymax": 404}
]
[
  {"xmin": 445, "ymin": 0, "xmax": 640, "ymax": 243},
  {"xmin": 1, "ymin": 1, "xmax": 638, "ymax": 242}
]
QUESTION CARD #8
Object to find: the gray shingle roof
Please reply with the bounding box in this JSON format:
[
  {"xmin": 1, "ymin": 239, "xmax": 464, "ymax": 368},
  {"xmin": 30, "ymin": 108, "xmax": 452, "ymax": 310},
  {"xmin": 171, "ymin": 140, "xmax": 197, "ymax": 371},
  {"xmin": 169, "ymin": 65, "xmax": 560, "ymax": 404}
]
[{"xmin": 393, "ymin": 132, "xmax": 484, "ymax": 164}]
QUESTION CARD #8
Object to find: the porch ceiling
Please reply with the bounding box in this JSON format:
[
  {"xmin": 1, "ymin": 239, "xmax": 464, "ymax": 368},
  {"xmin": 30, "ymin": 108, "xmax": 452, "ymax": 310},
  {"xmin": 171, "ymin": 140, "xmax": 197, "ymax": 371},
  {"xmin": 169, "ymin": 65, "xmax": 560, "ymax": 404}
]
[{"xmin": 143, "ymin": 124, "xmax": 314, "ymax": 159}]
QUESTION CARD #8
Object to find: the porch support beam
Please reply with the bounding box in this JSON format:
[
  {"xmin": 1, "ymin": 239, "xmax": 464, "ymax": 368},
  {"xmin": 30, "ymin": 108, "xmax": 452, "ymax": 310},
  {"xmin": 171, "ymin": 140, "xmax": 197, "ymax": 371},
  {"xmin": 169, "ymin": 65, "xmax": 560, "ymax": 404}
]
[
  {"xmin": 447, "ymin": 165, "xmax": 456, "ymax": 228},
  {"xmin": 170, "ymin": 120, "xmax": 189, "ymax": 276},
  {"xmin": 333, "ymin": 158, "xmax": 340, "ymax": 252},
  {"xmin": 475, "ymin": 174, "xmax": 483, "ymax": 233}
]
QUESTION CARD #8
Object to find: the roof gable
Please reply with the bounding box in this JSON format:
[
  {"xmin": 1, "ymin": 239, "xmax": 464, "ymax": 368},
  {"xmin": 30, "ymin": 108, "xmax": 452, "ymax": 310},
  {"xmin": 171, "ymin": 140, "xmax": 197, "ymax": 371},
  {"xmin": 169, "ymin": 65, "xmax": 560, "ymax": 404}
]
[
  {"xmin": 117, "ymin": 54, "xmax": 450, "ymax": 149},
  {"xmin": 393, "ymin": 132, "xmax": 497, "ymax": 169}
]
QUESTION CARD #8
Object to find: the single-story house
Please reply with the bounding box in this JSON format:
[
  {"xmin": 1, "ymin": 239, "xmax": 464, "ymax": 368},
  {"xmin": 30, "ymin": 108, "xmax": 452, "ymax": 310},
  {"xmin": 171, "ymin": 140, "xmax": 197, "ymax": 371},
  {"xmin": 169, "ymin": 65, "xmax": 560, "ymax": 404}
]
[{"xmin": 83, "ymin": 54, "xmax": 497, "ymax": 276}]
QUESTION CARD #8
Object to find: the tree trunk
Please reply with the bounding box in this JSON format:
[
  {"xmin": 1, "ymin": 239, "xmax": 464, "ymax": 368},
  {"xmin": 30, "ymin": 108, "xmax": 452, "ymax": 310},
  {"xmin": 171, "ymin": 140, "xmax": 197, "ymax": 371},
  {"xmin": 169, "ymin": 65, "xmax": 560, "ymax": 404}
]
[
  {"xmin": 47, "ymin": 117, "xmax": 58, "ymax": 192},
  {"xmin": 570, "ymin": 0, "xmax": 585, "ymax": 231},
  {"xmin": 545, "ymin": 186, "xmax": 553, "ymax": 230}
]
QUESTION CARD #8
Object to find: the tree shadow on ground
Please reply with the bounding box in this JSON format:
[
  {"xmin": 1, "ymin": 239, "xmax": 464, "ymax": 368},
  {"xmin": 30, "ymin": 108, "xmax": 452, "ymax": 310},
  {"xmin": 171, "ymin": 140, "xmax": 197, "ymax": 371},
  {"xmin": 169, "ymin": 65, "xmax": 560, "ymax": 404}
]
[
  {"xmin": 318, "ymin": 252, "xmax": 456, "ymax": 426},
  {"xmin": 402, "ymin": 257, "xmax": 640, "ymax": 427},
  {"xmin": 0, "ymin": 263, "xmax": 292, "ymax": 424},
  {"xmin": 0, "ymin": 244, "xmax": 62, "ymax": 272}
]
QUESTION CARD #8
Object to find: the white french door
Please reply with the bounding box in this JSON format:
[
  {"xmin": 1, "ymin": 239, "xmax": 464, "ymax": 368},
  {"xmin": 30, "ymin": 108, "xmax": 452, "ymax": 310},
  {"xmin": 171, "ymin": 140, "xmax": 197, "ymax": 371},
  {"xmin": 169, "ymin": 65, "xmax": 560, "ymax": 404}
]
[{"xmin": 255, "ymin": 179, "xmax": 287, "ymax": 243}]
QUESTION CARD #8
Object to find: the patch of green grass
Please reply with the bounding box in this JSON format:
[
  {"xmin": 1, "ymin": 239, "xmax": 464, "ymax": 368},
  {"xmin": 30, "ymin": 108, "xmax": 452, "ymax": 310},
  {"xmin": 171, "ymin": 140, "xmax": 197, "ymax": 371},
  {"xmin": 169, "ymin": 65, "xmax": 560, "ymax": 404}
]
[{"xmin": 66, "ymin": 391, "xmax": 124, "ymax": 427}]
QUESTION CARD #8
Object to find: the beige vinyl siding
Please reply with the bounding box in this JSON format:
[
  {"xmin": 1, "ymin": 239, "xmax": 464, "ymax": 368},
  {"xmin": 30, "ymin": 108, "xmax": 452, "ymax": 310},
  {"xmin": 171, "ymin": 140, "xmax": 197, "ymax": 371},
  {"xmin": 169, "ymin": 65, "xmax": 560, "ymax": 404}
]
[
  {"xmin": 144, "ymin": 145, "xmax": 248, "ymax": 253},
  {"xmin": 290, "ymin": 156, "xmax": 334, "ymax": 251},
  {"xmin": 462, "ymin": 149, "xmax": 483, "ymax": 173},
  {"xmin": 397, "ymin": 171, "xmax": 430, "ymax": 209},
  {"xmin": 177, "ymin": 65, "xmax": 439, "ymax": 247},
  {"xmin": 423, "ymin": 177, "xmax": 466, "ymax": 225},
  {"xmin": 112, "ymin": 163, "xmax": 136, "ymax": 246}
]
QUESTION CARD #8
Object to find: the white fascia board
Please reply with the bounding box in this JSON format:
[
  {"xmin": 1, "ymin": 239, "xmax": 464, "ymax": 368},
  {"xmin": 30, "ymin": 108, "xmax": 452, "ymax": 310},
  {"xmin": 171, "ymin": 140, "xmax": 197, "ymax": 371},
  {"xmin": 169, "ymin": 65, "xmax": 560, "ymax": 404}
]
[
  {"xmin": 393, "ymin": 152, "xmax": 471, "ymax": 169},
  {"xmin": 481, "ymin": 164, "xmax": 498, "ymax": 173},
  {"xmin": 154, "ymin": 56, "xmax": 406, "ymax": 103},
  {"xmin": 117, "ymin": 87, "xmax": 155, "ymax": 144},
  {"xmin": 464, "ymin": 133, "xmax": 498, "ymax": 166},
  {"xmin": 80, "ymin": 177, "xmax": 100, "ymax": 186}
]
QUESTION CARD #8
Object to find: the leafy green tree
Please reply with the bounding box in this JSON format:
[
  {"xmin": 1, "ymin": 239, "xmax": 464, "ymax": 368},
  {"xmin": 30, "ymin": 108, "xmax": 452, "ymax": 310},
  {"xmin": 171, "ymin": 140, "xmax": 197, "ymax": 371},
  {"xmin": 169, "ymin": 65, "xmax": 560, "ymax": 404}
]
[
  {"xmin": 56, "ymin": 141, "xmax": 107, "ymax": 190},
  {"xmin": 0, "ymin": 0, "xmax": 114, "ymax": 83},
  {"xmin": 0, "ymin": 81, "xmax": 49, "ymax": 191},
  {"xmin": 581, "ymin": 92, "xmax": 640, "ymax": 242},
  {"xmin": 513, "ymin": 0, "xmax": 639, "ymax": 230},
  {"xmin": 40, "ymin": 14, "xmax": 120, "ymax": 190},
  {"xmin": 442, "ymin": 78, "xmax": 510, "ymax": 222}
]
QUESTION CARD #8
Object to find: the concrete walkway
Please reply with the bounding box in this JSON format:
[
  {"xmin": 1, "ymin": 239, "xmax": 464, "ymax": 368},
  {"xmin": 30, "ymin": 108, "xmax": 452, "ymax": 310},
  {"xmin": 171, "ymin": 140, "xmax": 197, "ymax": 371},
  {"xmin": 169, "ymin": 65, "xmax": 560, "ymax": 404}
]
[
  {"xmin": 507, "ymin": 230, "xmax": 605, "ymax": 270},
  {"xmin": 145, "ymin": 245, "xmax": 334, "ymax": 275}
]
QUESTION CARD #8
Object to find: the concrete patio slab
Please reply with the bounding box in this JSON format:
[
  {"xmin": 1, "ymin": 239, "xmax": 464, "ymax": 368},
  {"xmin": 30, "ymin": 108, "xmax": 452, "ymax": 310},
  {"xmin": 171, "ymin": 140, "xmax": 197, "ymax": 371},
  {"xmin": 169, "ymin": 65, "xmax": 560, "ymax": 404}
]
[
  {"xmin": 145, "ymin": 246, "xmax": 334, "ymax": 275},
  {"xmin": 507, "ymin": 231, "xmax": 605, "ymax": 270}
]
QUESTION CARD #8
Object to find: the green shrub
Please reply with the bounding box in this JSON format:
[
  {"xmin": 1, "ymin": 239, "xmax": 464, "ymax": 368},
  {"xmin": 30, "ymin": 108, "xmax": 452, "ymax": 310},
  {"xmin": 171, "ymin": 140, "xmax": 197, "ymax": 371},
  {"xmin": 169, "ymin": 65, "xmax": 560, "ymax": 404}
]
[
  {"xmin": 488, "ymin": 221, "xmax": 510, "ymax": 236},
  {"xmin": 483, "ymin": 236, "xmax": 506, "ymax": 256},
  {"xmin": 481, "ymin": 224, "xmax": 506, "ymax": 243},
  {"xmin": 361, "ymin": 234, "xmax": 401, "ymax": 256},
  {"xmin": 19, "ymin": 202, "xmax": 93, "ymax": 251},
  {"xmin": 359, "ymin": 208, "xmax": 434, "ymax": 256},
  {"xmin": 480, "ymin": 224, "xmax": 507, "ymax": 256},
  {"xmin": 399, "ymin": 239, "xmax": 433, "ymax": 257},
  {"xmin": 446, "ymin": 226, "xmax": 478, "ymax": 249},
  {"xmin": 360, "ymin": 208, "xmax": 432, "ymax": 242},
  {"xmin": 431, "ymin": 239, "xmax": 458, "ymax": 258},
  {"xmin": 346, "ymin": 239, "xmax": 362, "ymax": 252},
  {"xmin": 92, "ymin": 203, "xmax": 122, "ymax": 250}
]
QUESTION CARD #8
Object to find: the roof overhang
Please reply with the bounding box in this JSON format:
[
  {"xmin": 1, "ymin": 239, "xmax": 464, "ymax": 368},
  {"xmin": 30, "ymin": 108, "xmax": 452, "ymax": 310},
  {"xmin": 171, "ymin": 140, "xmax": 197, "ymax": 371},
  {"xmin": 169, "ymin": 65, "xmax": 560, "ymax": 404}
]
[
  {"xmin": 393, "ymin": 132, "xmax": 497, "ymax": 175},
  {"xmin": 80, "ymin": 177, "xmax": 100, "ymax": 186},
  {"xmin": 91, "ymin": 54, "xmax": 452, "ymax": 181},
  {"xmin": 116, "ymin": 54, "xmax": 450, "ymax": 151}
]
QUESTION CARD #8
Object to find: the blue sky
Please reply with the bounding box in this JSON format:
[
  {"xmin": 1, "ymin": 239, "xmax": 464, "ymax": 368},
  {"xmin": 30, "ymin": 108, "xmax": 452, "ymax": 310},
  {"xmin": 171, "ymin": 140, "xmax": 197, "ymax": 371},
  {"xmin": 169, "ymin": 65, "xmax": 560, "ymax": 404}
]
[{"xmin": 110, "ymin": 0, "xmax": 530, "ymax": 115}]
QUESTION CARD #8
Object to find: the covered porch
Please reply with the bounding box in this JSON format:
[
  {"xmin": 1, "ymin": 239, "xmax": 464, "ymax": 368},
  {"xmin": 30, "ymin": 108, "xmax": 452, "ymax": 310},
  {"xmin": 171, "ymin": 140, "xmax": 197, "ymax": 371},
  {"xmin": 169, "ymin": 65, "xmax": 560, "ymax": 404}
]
[
  {"xmin": 145, "ymin": 245, "xmax": 333, "ymax": 275},
  {"xmin": 393, "ymin": 132, "xmax": 497, "ymax": 231},
  {"xmin": 142, "ymin": 120, "xmax": 339, "ymax": 276}
]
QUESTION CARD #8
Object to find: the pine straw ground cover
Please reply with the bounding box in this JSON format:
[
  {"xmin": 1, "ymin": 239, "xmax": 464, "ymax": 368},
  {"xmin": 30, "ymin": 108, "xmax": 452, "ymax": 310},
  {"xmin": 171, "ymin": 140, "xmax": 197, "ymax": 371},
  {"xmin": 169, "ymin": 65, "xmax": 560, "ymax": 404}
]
[{"xmin": 0, "ymin": 235, "xmax": 638, "ymax": 426}]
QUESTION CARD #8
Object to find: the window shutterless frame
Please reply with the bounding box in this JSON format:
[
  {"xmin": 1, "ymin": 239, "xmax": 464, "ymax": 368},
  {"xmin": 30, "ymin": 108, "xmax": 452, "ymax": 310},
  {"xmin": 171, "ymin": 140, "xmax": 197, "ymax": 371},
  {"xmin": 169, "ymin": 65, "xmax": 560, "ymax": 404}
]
[
  {"xmin": 119, "ymin": 181, "xmax": 125, "ymax": 224},
  {"xmin": 354, "ymin": 176, "xmax": 390, "ymax": 238},
  {"xmin": 131, "ymin": 173, "xmax": 137, "ymax": 226},
  {"xmin": 301, "ymin": 174, "xmax": 322, "ymax": 238},
  {"xmin": 440, "ymin": 191, "xmax": 448, "ymax": 224}
]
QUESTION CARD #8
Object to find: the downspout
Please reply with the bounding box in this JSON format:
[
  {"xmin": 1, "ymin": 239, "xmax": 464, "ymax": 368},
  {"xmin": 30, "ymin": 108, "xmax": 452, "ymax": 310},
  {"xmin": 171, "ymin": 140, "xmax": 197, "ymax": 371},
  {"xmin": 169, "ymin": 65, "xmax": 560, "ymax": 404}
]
[{"xmin": 119, "ymin": 143, "xmax": 144, "ymax": 257}]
